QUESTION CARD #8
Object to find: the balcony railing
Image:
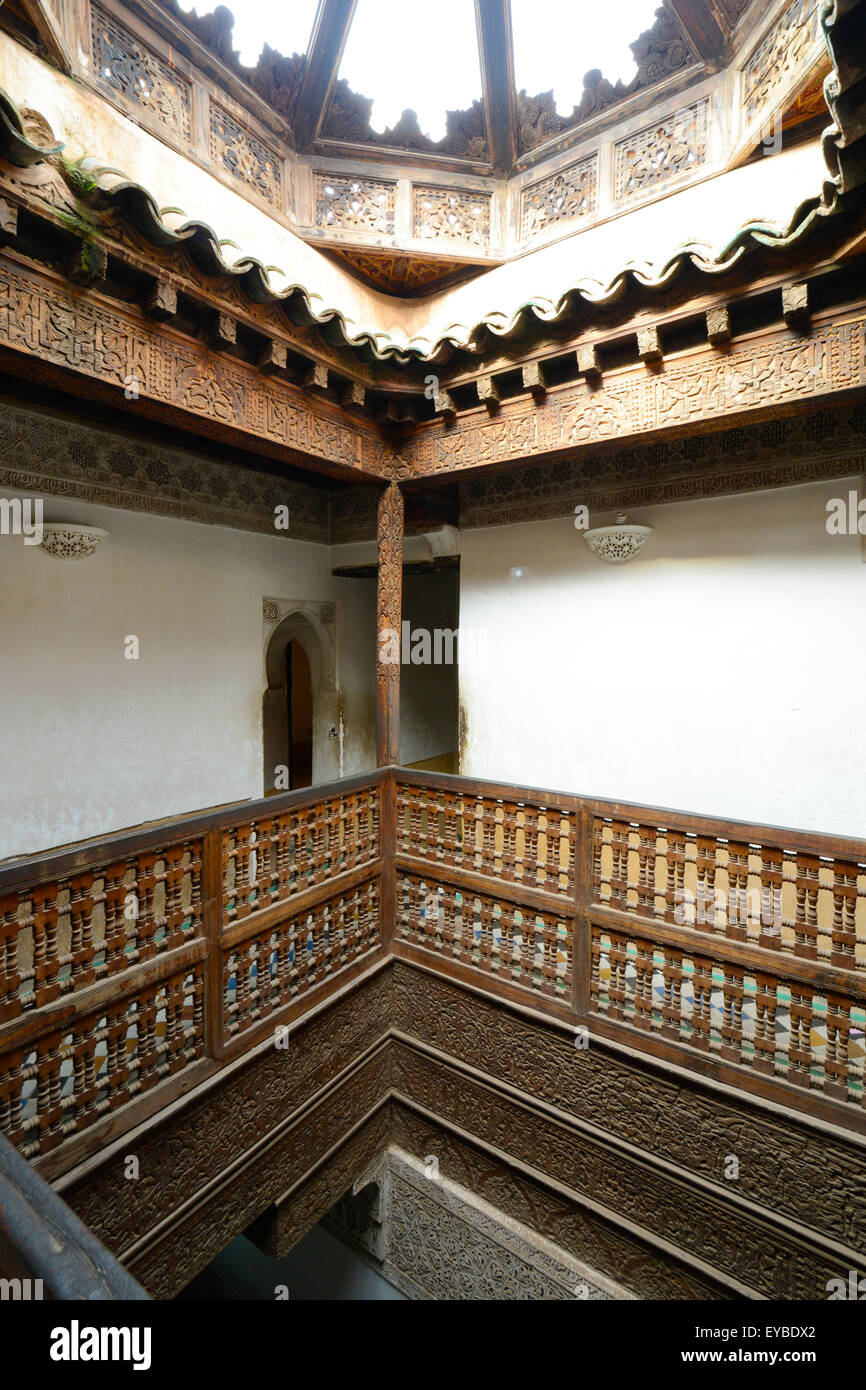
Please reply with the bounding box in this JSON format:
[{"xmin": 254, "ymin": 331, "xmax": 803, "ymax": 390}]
[{"xmin": 1, "ymin": 765, "xmax": 863, "ymax": 1195}]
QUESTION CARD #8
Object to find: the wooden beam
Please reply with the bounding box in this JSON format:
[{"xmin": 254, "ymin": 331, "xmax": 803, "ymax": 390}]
[
  {"xmin": 20, "ymin": 0, "xmax": 72, "ymax": 74},
  {"xmin": 257, "ymin": 339, "xmax": 288, "ymax": 374},
  {"xmin": 144, "ymin": 281, "xmax": 177, "ymax": 322},
  {"xmin": 434, "ymin": 388, "xmax": 457, "ymax": 421},
  {"xmin": 209, "ymin": 313, "xmax": 237, "ymax": 348},
  {"xmin": 376, "ymin": 483, "xmax": 403, "ymax": 767},
  {"xmin": 474, "ymin": 0, "xmax": 517, "ymax": 173},
  {"xmin": 343, "ymin": 380, "xmax": 366, "ymax": 412},
  {"xmin": 576, "ymin": 344, "xmax": 602, "ymax": 380},
  {"xmin": 783, "ymin": 282, "xmax": 810, "ymax": 326},
  {"xmin": 666, "ymin": 0, "xmax": 727, "ymax": 68},
  {"xmin": 522, "ymin": 361, "xmax": 547, "ymax": 398},
  {"xmin": 706, "ymin": 305, "xmax": 731, "ymax": 345},
  {"xmin": 476, "ymin": 374, "xmax": 501, "ymax": 411},
  {"xmin": 302, "ymin": 362, "xmax": 329, "ymax": 393},
  {"xmin": 291, "ymin": 0, "xmax": 359, "ymax": 151},
  {"xmin": 637, "ymin": 326, "xmax": 663, "ymax": 364}
]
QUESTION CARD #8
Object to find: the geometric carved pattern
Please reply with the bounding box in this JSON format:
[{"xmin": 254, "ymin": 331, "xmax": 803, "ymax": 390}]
[
  {"xmin": 742, "ymin": 0, "xmax": 821, "ymax": 123},
  {"xmin": 615, "ymin": 100, "xmax": 709, "ymax": 201},
  {"xmin": 401, "ymin": 315, "xmax": 866, "ymax": 478},
  {"xmin": 327, "ymin": 1147, "xmax": 626, "ymax": 1300},
  {"xmin": 413, "ymin": 187, "xmax": 491, "ymax": 246},
  {"xmin": 0, "ymin": 261, "xmax": 382, "ymax": 477},
  {"xmin": 90, "ymin": 5, "xmax": 192, "ymax": 141},
  {"xmin": 315, "ymin": 174, "xmax": 396, "ymax": 234},
  {"xmin": 209, "ymin": 104, "xmax": 283, "ymax": 207},
  {"xmin": 458, "ymin": 405, "xmax": 866, "ymax": 529},
  {"xmin": 521, "ymin": 157, "xmax": 598, "ymax": 240},
  {"xmin": 222, "ymin": 787, "xmax": 380, "ymax": 923},
  {"xmin": 0, "ymin": 402, "xmax": 331, "ymax": 544},
  {"xmin": 391, "ymin": 963, "xmax": 866, "ymax": 1253}
]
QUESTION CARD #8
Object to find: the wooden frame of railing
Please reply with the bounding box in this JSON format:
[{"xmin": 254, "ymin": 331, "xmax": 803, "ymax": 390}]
[
  {"xmin": 2, "ymin": 764, "xmax": 864, "ymax": 1192},
  {"xmin": 0, "ymin": 769, "xmax": 388, "ymax": 1181},
  {"xmin": 392, "ymin": 768, "xmax": 866, "ymax": 1135}
]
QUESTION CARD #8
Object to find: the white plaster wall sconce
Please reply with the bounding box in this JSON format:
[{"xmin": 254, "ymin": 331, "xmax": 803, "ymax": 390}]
[
  {"xmin": 40, "ymin": 523, "xmax": 108, "ymax": 559},
  {"xmin": 583, "ymin": 513, "xmax": 652, "ymax": 564}
]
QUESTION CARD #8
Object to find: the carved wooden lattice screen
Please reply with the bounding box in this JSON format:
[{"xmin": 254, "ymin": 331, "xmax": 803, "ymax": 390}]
[{"xmin": 0, "ymin": 772, "xmax": 386, "ymax": 1177}]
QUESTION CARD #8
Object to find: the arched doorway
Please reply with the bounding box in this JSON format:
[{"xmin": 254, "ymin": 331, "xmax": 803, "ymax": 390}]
[{"xmin": 262, "ymin": 608, "xmax": 339, "ymax": 794}]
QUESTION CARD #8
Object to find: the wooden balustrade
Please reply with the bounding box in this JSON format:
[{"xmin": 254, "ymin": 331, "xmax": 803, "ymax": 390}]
[
  {"xmin": 0, "ymin": 770, "xmax": 388, "ymax": 1177},
  {"xmin": 1, "ymin": 765, "xmax": 863, "ymax": 1186},
  {"xmin": 392, "ymin": 770, "xmax": 866, "ymax": 1130}
]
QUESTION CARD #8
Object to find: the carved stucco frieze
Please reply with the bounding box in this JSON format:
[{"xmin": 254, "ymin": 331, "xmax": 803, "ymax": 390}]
[
  {"xmin": 615, "ymin": 99, "xmax": 709, "ymax": 202},
  {"xmin": 90, "ymin": 4, "xmax": 192, "ymax": 142},
  {"xmin": 209, "ymin": 104, "xmax": 284, "ymax": 207},
  {"xmin": 0, "ymin": 401, "xmax": 331, "ymax": 541},
  {"xmin": 457, "ymin": 404, "xmax": 866, "ymax": 528},
  {"xmin": 315, "ymin": 174, "xmax": 396, "ymax": 234},
  {"xmin": 520, "ymin": 156, "xmax": 598, "ymax": 241},
  {"xmin": 413, "ymin": 187, "xmax": 491, "ymax": 247}
]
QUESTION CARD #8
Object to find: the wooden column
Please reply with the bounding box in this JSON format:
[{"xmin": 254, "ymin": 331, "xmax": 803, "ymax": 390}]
[{"xmin": 376, "ymin": 482, "xmax": 404, "ymax": 766}]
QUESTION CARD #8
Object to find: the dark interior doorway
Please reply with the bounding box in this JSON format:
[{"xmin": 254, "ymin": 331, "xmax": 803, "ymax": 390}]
[{"xmin": 286, "ymin": 638, "xmax": 313, "ymax": 789}]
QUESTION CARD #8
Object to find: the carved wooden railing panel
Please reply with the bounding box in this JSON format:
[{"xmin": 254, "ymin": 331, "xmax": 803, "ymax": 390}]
[
  {"xmin": 585, "ymin": 804, "xmax": 866, "ymax": 1122},
  {"xmin": 0, "ymin": 958, "xmax": 205, "ymax": 1159},
  {"xmin": 2, "ymin": 768, "xmax": 864, "ymax": 1179},
  {"xmin": 222, "ymin": 787, "xmax": 380, "ymax": 924},
  {"xmin": 397, "ymin": 869, "xmax": 571, "ymax": 1000},
  {"xmin": 223, "ymin": 876, "xmax": 382, "ymax": 1038},
  {"xmin": 396, "ymin": 776, "xmax": 575, "ymax": 896},
  {"xmin": 394, "ymin": 773, "xmax": 578, "ymax": 1011},
  {"xmin": 0, "ymin": 840, "xmax": 203, "ymax": 1023},
  {"xmin": 591, "ymin": 815, "xmax": 866, "ymax": 972},
  {"xmin": 0, "ymin": 771, "xmax": 387, "ymax": 1173}
]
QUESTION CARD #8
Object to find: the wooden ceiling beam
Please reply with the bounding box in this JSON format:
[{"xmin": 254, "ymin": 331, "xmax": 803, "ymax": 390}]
[
  {"xmin": 666, "ymin": 0, "xmax": 728, "ymax": 69},
  {"xmin": 474, "ymin": 0, "xmax": 517, "ymax": 173},
  {"xmin": 291, "ymin": 0, "xmax": 359, "ymax": 151}
]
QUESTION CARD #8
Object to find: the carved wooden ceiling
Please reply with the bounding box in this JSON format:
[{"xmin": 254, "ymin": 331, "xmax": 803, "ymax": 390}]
[{"xmin": 323, "ymin": 246, "xmax": 488, "ymax": 296}]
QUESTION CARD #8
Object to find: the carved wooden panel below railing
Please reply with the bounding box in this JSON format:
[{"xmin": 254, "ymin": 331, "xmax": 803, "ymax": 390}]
[{"xmin": 394, "ymin": 773, "xmax": 578, "ymax": 1010}]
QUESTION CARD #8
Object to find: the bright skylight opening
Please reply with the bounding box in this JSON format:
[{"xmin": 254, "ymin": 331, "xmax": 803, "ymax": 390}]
[
  {"xmin": 337, "ymin": 0, "xmax": 483, "ymax": 143},
  {"xmin": 175, "ymin": 0, "xmax": 319, "ymax": 67},
  {"xmin": 511, "ymin": 0, "xmax": 661, "ymax": 114}
]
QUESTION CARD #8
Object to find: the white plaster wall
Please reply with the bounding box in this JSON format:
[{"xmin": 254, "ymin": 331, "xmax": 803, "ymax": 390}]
[
  {"xmin": 0, "ymin": 492, "xmax": 376, "ymax": 859},
  {"xmin": 458, "ymin": 479, "xmax": 866, "ymax": 837},
  {"xmin": 400, "ymin": 571, "xmax": 459, "ymax": 766}
]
